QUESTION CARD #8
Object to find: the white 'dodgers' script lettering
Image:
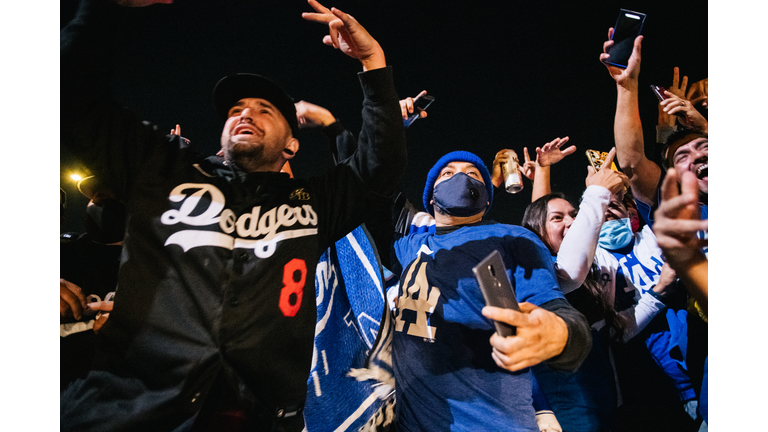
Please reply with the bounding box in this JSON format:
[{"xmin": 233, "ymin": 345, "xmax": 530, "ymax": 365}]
[
  {"xmin": 161, "ymin": 183, "xmax": 226, "ymax": 226},
  {"xmin": 161, "ymin": 183, "xmax": 318, "ymax": 257}
]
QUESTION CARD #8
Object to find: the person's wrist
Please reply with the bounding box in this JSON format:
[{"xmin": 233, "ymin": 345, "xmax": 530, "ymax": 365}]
[
  {"xmin": 658, "ymin": 115, "xmax": 675, "ymax": 127},
  {"xmin": 549, "ymin": 313, "xmax": 569, "ymax": 357},
  {"xmin": 617, "ymin": 81, "xmax": 639, "ymax": 94},
  {"xmin": 319, "ymin": 114, "xmax": 336, "ymax": 127},
  {"xmin": 586, "ymin": 184, "xmax": 609, "ymax": 195},
  {"xmin": 694, "ymin": 119, "xmax": 708, "ymax": 134},
  {"xmin": 675, "ymin": 253, "xmax": 708, "ymax": 276},
  {"xmin": 648, "ymin": 285, "xmax": 668, "ymax": 301},
  {"xmin": 360, "ymin": 48, "xmax": 386, "ymax": 72}
]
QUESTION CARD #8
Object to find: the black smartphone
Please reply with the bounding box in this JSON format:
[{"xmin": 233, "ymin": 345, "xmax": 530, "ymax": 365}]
[
  {"xmin": 603, "ymin": 9, "xmax": 646, "ymax": 69},
  {"xmin": 472, "ymin": 250, "xmax": 519, "ymax": 337},
  {"xmin": 404, "ymin": 94, "xmax": 435, "ymax": 127}
]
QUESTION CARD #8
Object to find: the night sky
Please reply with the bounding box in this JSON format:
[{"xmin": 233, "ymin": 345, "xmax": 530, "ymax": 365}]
[{"xmin": 60, "ymin": 0, "xmax": 708, "ymax": 232}]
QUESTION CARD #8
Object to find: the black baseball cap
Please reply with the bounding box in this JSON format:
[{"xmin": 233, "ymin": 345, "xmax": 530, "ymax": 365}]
[{"xmin": 213, "ymin": 73, "xmax": 299, "ymax": 137}]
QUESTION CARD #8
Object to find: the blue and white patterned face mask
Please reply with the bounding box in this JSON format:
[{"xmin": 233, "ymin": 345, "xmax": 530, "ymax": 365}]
[
  {"xmin": 432, "ymin": 173, "xmax": 488, "ymax": 217},
  {"xmin": 598, "ymin": 218, "xmax": 633, "ymax": 250}
]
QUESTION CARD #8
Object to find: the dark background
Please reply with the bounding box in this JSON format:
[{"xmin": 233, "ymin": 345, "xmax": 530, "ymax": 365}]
[{"xmin": 60, "ymin": 0, "xmax": 708, "ymax": 233}]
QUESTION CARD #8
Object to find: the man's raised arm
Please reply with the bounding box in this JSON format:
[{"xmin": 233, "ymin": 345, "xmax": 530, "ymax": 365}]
[
  {"xmin": 303, "ymin": 0, "xmax": 407, "ymax": 197},
  {"xmin": 600, "ymin": 28, "xmax": 661, "ymax": 206}
]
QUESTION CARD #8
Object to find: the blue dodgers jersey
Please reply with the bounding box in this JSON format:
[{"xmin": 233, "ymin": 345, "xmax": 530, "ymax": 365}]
[
  {"xmin": 637, "ymin": 195, "xmax": 709, "ymax": 258},
  {"xmin": 392, "ymin": 222, "xmax": 564, "ymax": 432},
  {"xmin": 606, "ymin": 225, "xmax": 665, "ymax": 312}
]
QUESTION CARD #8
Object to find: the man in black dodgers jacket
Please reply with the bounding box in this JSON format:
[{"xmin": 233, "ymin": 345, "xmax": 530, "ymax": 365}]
[{"xmin": 59, "ymin": 0, "xmax": 407, "ymax": 430}]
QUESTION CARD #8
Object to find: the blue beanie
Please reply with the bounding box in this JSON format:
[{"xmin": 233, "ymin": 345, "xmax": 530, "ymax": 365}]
[{"xmin": 423, "ymin": 150, "xmax": 494, "ymax": 216}]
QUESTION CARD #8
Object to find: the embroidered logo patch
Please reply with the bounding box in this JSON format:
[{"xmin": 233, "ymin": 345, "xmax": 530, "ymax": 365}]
[{"xmin": 290, "ymin": 188, "xmax": 310, "ymax": 201}]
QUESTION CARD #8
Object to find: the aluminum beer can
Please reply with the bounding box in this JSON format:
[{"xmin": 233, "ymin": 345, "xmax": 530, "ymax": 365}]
[{"xmin": 501, "ymin": 150, "xmax": 524, "ymax": 194}]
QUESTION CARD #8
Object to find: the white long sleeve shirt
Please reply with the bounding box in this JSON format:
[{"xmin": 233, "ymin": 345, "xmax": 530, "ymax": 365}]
[{"xmin": 554, "ymin": 186, "xmax": 666, "ymax": 342}]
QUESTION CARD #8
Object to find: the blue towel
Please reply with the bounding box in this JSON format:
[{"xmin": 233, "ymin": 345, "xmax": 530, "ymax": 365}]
[{"xmin": 305, "ymin": 225, "xmax": 395, "ymax": 431}]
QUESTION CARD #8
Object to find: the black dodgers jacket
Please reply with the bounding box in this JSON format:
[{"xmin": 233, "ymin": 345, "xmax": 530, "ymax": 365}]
[{"xmin": 60, "ymin": 1, "xmax": 407, "ymax": 430}]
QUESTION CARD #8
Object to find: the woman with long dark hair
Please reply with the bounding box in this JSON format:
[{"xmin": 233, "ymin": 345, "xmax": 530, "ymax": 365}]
[{"xmin": 493, "ymin": 143, "xmax": 675, "ymax": 431}]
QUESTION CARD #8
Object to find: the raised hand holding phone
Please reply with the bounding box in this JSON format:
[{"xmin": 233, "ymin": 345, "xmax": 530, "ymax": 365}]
[
  {"xmin": 600, "ymin": 24, "xmax": 644, "ymax": 87},
  {"xmin": 403, "ymin": 91, "xmax": 434, "ymax": 127},
  {"xmin": 602, "ymin": 9, "xmax": 646, "ymax": 69},
  {"xmin": 585, "ymin": 149, "xmax": 617, "ymax": 172},
  {"xmin": 585, "ymin": 148, "xmax": 628, "ymax": 195},
  {"xmin": 659, "ymin": 93, "xmax": 708, "ymax": 133}
]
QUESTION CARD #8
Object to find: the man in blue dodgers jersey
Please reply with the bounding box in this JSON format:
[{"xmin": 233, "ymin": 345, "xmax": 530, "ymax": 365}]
[
  {"xmin": 601, "ymin": 31, "xmax": 708, "ymax": 431},
  {"xmin": 376, "ymin": 151, "xmax": 590, "ymax": 431},
  {"xmin": 600, "ymin": 31, "xmax": 708, "ymax": 254},
  {"xmin": 60, "ymin": 0, "xmax": 406, "ymax": 430}
]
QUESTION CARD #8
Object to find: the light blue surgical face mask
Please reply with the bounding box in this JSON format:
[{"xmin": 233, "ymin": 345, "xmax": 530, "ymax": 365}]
[{"xmin": 598, "ymin": 218, "xmax": 633, "ymax": 250}]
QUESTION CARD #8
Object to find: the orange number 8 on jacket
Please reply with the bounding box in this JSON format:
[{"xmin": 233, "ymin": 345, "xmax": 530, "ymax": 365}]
[{"xmin": 280, "ymin": 258, "xmax": 306, "ymax": 317}]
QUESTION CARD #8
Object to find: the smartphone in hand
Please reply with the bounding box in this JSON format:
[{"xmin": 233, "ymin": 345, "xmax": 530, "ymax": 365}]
[
  {"xmin": 603, "ymin": 9, "xmax": 646, "ymax": 69},
  {"xmin": 473, "ymin": 250, "xmax": 519, "ymax": 337},
  {"xmin": 651, "ymin": 85, "xmax": 668, "ymax": 102},
  {"xmin": 651, "ymin": 85, "xmax": 685, "ymax": 117},
  {"xmin": 404, "ymin": 93, "xmax": 435, "ymax": 127},
  {"xmin": 586, "ymin": 149, "xmax": 618, "ymax": 172}
]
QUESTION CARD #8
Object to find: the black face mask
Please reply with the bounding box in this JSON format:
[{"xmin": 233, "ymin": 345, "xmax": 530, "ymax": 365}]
[
  {"xmin": 432, "ymin": 172, "xmax": 488, "ymax": 217},
  {"xmin": 83, "ymin": 199, "xmax": 127, "ymax": 244}
]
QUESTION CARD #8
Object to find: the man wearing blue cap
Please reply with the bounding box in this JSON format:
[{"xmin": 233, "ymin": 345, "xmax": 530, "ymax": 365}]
[
  {"xmin": 383, "ymin": 151, "xmax": 591, "ymax": 431},
  {"xmin": 60, "ymin": 0, "xmax": 406, "ymax": 430}
]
